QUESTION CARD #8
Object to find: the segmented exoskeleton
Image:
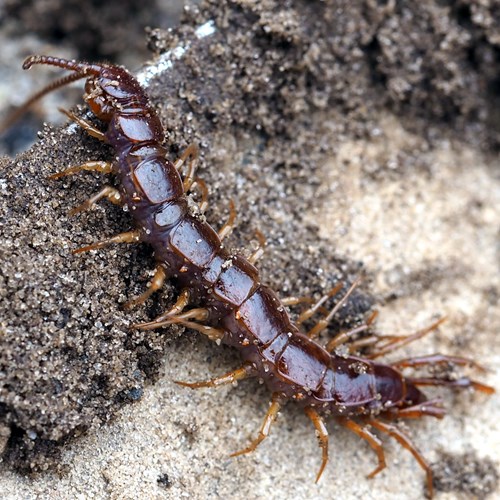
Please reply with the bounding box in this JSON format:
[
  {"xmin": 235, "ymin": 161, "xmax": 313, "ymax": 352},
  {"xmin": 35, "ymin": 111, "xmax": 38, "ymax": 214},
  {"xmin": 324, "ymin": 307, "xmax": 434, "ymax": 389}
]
[{"xmin": 19, "ymin": 55, "xmax": 493, "ymax": 497}]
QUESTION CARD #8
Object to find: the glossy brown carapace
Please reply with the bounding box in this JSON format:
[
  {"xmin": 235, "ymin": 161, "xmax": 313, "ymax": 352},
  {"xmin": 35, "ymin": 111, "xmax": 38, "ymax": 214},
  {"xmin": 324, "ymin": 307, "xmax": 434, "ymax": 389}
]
[{"xmin": 19, "ymin": 55, "xmax": 494, "ymax": 497}]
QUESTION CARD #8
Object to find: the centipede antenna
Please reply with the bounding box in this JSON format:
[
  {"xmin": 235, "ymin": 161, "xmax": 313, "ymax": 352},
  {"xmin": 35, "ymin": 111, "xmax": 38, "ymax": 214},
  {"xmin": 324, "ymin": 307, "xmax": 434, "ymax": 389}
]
[
  {"xmin": 0, "ymin": 71, "xmax": 88, "ymax": 135},
  {"xmin": 23, "ymin": 55, "xmax": 103, "ymax": 75}
]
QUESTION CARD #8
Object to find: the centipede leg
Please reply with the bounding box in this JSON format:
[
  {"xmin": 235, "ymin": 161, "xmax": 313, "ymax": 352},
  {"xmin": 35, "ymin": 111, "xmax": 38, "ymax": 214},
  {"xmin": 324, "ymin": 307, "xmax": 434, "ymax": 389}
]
[
  {"xmin": 410, "ymin": 376, "xmax": 494, "ymax": 394},
  {"xmin": 230, "ymin": 393, "xmax": 282, "ymax": 458},
  {"xmin": 173, "ymin": 144, "xmax": 199, "ymax": 191},
  {"xmin": 389, "ymin": 399, "xmax": 446, "ymax": 420},
  {"xmin": 369, "ymin": 419, "xmax": 433, "ymax": 498},
  {"xmin": 306, "ymin": 278, "xmax": 362, "ymax": 339},
  {"xmin": 248, "ymin": 230, "xmax": 266, "ymax": 265},
  {"xmin": 175, "ymin": 364, "xmax": 254, "ymax": 389},
  {"xmin": 367, "ymin": 318, "xmax": 446, "ymax": 360},
  {"xmin": 218, "ymin": 200, "xmax": 237, "ymax": 241},
  {"xmin": 133, "ymin": 289, "xmax": 190, "ymax": 329},
  {"xmin": 192, "ymin": 178, "xmax": 209, "ymax": 213},
  {"xmin": 392, "ymin": 353, "xmax": 487, "ymax": 372},
  {"xmin": 325, "ymin": 310, "xmax": 378, "ymax": 353},
  {"xmin": 58, "ymin": 107, "xmax": 106, "ymax": 141},
  {"xmin": 281, "ymin": 297, "xmax": 331, "ymax": 322},
  {"xmin": 137, "ymin": 310, "xmax": 220, "ymax": 338},
  {"xmin": 337, "ymin": 417, "xmax": 386, "ymax": 479},
  {"xmin": 69, "ymin": 185, "xmax": 123, "ymax": 215},
  {"xmin": 304, "ymin": 407, "xmax": 329, "ymax": 483},
  {"xmin": 123, "ymin": 265, "xmax": 168, "ymax": 310},
  {"xmin": 146, "ymin": 314, "xmax": 225, "ymax": 342},
  {"xmin": 49, "ymin": 160, "xmax": 113, "ymax": 180},
  {"xmin": 73, "ymin": 230, "xmax": 141, "ymax": 254},
  {"xmin": 281, "ymin": 296, "xmax": 314, "ymax": 307},
  {"xmin": 295, "ymin": 282, "xmax": 344, "ymax": 326},
  {"xmin": 137, "ymin": 307, "xmax": 210, "ymax": 330},
  {"xmin": 347, "ymin": 334, "xmax": 397, "ymax": 353},
  {"xmin": 174, "ymin": 318, "xmax": 225, "ymax": 342}
]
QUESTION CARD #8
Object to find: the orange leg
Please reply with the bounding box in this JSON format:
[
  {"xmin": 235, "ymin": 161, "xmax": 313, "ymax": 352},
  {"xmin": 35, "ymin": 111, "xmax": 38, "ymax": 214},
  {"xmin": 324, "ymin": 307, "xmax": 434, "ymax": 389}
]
[
  {"xmin": 369, "ymin": 419, "xmax": 433, "ymax": 498},
  {"xmin": 367, "ymin": 318, "xmax": 446, "ymax": 359},
  {"xmin": 175, "ymin": 364, "xmax": 254, "ymax": 389},
  {"xmin": 325, "ymin": 324, "xmax": 369, "ymax": 352},
  {"xmin": 281, "ymin": 296, "xmax": 329, "ymax": 319},
  {"xmin": 133, "ymin": 306, "xmax": 211, "ymax": 331},
  {"xmin": 296, "ymin": 282, "xmax": 344, "ymax": 327},
  {"xmin": 231, "ymin": 393, "xmax": 282, "ymax": 457},
  {"xmin": 123, "ymin": 265, "xmax": 168, "ymax": 310},
  {"xmin": 138, "ymin": 306, "xmax": 209, "ymax": 330},
  {"xmin": 348, "ymin": 334, "xmax": 399, "ymax": 353},
  {"xmin": 59, "ymin": 107, "xmax": 106, "ymax": 141},
  {"xmin": 191, "ymin": 177, "xmax": 209, "ymax": 213},
  {"xmin": 281, "ymin": 296, "xmax": 315, "ymax": 307},
  {"xmin": 304, "ymin": 407, "xmax": 329, "ymax": 483},
  {"xmin": 69, "ymin": 186, "xmax": 123, "ymax": 216},
  {"xmin": 133, "ymin": 289, "xmax": 191, "ymax": 329},
  {"xmin": 49, "ymin": 160, "xmax": 113, "ymax": 180},
  {"xmin": 248, "ymin": 230, "xmax": 266, "ymax": 265},
  {"xmin": 173, "ymin": 144, "xmax": 199, "ymax": 191},
  {"xmin": 390, "ymin": 399, "xmax": 446, "ymax": 420},
  {"xmin": 218, "ymin": 200, "xmax": 237, "ymax": 241},
  {"xmin": 73, "ymin": 230, "xmax": 141, "ymax": 254},
  {"xmin": 306, "ymin": 278, "xmax": 362, "ymax": 339},
  {"xmin": 325, "ymin": 310, "xmax": 378, "ymax": 352},
  {"xmin": 149, "ymin": 313, "xmax": 225, "ymax": 342},
  {"xmin": 337, "ymin": 417, "xmax": 387, "ymax": 479},
  {"xmin": 392, "ymin": 353, "xmax": 487, "ymax": 373},
  {"xmin": 410, "ymin": 376, "xmax": 494, "ymax": 394}
]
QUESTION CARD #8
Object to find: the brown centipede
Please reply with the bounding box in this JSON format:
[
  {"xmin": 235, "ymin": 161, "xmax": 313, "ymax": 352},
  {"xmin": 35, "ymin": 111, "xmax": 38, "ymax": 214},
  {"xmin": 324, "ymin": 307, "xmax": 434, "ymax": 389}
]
[{"xmin": 13, "ymin": 55, "xmax": 494, "ymax": 498}]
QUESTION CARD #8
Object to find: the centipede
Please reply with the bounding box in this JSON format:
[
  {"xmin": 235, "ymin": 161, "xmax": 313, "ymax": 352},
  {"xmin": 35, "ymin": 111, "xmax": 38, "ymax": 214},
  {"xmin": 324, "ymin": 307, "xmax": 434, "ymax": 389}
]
[{"xmin": 12, "ymin": 55, "xmax": 494, "ymax": 497}]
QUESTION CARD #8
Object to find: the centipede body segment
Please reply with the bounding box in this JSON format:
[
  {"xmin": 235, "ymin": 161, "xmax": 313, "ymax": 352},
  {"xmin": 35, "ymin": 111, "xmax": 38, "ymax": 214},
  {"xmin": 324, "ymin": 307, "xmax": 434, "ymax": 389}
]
[{"xmin": 17, "ymin": 55, "xmax": 494, "ymax": 497}]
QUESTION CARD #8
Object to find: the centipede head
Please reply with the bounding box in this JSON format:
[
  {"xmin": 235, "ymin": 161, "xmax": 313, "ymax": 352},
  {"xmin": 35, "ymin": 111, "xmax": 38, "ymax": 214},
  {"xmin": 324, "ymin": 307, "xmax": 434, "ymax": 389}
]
[
  {"xmin": 82, "ymin": 65, "xmax": 144, "ymax": 122},
  {"xmin": 24, "ymin": 56, "xmax": 112, "ymax": 121},
  {"xmin": 22, "ymin": 55, "xmax": 141, "ymax": 123},
  {"xmin": 1, "ymin": 55, "xmax": 143, "ymax": 134}
]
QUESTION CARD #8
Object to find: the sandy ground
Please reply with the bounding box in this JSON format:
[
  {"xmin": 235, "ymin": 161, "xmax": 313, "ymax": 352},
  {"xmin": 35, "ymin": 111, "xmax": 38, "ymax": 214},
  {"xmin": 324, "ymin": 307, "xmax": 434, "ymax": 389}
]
[{"xmin": 1, "ymin": 1, "xmax": 499, "ymax": 499}]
